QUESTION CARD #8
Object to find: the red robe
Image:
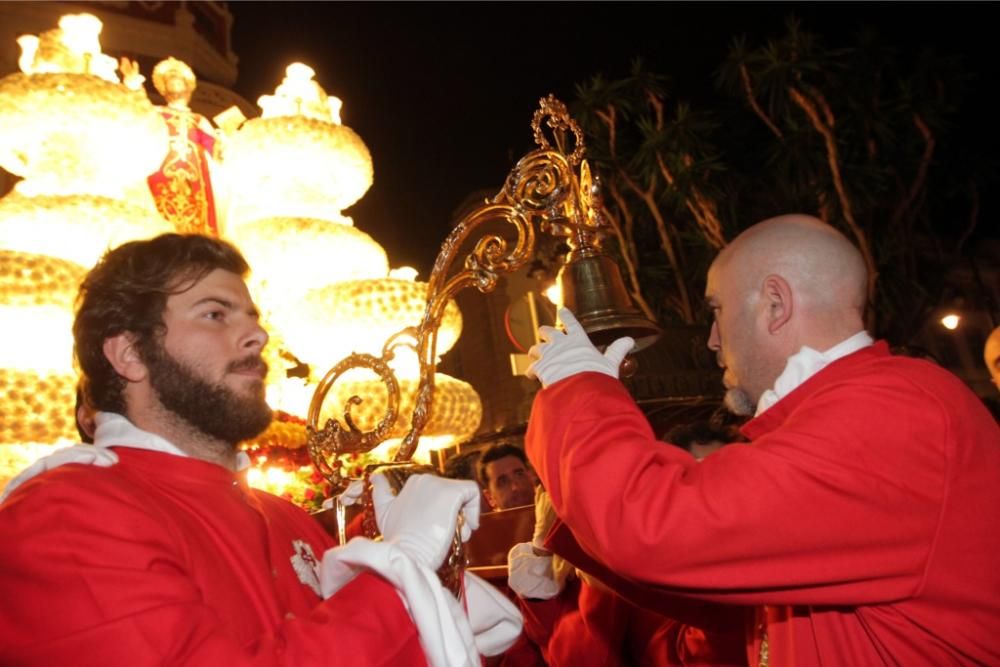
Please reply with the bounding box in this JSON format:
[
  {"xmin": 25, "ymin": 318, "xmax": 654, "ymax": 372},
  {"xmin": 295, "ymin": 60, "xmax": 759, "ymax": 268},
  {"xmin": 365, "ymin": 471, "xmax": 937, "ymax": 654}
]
[
  {"xmin": 147, "ymin": 107, "xmax": 221, "ymax": 236},
  {"xmin": 0, "ymin": 448, "xmax": 426, "ymax": 665},
  {"xmin": 518, "ymin": 554, "xmax": 745, "ymax": 666},
  {"xmin": 526, "ymin": 342, "xmax": 1000, "ymax": 666}
]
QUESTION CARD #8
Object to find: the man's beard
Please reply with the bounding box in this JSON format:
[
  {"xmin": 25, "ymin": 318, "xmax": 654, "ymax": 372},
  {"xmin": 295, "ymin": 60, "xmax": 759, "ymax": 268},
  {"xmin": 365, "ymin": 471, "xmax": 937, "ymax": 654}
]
[
  {"xmin": 143, "ymin": 341, "xmax": 272, "ymax": 446},
  {"xmin": 723, "ymin": 387, "xmax": 756, "ymax": 417}
]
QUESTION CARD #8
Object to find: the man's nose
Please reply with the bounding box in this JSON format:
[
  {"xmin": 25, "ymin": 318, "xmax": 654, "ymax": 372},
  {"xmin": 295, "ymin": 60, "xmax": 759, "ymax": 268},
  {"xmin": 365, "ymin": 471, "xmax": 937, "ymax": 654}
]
[
  {"xmin": 242, "ymin": 319, "xmax": 269, "ymax": 351},
  {"xmin": 707, "ymin": 320, "xmax": 721, "ymax": 352}
]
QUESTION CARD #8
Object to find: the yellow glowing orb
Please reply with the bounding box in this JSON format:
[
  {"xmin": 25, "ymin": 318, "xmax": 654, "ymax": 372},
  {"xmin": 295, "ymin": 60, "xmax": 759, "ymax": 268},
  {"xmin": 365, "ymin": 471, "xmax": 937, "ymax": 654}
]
[
  {"xmin": 318, "ymin": 371, "xmax": 482, "ymax": 443},
  {"xmin": 225, "ymin": 116, "xmax": 373, "ymax": 222},
  {"xmin": 0, "ymin": 73, "xmax": 168, "ymax": 197},
  {"xmin": 0, "ymin": 193, "xmax": 172, "ymax": 267},
  {"xmin": 228, "ymin": 217, "xmax": 389, "ymax": 300},
  {"xmin": 0, "ymin": 369, "xmax": 78, "ymax": 445}
]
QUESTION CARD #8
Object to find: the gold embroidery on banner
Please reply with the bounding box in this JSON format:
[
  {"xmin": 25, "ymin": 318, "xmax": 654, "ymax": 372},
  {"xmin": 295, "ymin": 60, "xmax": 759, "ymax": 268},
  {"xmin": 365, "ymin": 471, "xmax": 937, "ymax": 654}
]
[{"xmin": 149, "ymin": 110, "xmax": 214, "ymax": 235}]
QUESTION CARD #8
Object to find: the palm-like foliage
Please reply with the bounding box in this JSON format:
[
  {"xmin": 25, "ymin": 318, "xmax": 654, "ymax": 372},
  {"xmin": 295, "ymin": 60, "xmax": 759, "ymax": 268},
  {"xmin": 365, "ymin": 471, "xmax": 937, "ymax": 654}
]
[{"xmin": 574, "ymin": 17, "xmax": 984, "ymax": 342}]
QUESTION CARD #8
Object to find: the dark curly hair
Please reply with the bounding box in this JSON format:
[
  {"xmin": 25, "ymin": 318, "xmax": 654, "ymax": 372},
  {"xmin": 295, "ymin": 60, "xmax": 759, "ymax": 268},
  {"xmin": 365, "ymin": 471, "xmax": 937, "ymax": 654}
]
[
  {"xmin": 73, "ymin": 234, "xmax": 250, "ymax": 413},
  {"xmin": 476, "ymin": 442, "xmax": 528, "ymax": 489}
]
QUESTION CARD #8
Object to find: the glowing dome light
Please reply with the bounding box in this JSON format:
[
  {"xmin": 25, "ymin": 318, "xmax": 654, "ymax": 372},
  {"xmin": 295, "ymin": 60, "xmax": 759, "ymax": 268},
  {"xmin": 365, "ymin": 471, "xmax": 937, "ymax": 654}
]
[
  {"xmin": 0, "ymin": 193, "xmax": 171, "ymax": 267},
  {"xmin": 16, "ymin": 13, "xmax": 119, "ymax": 82},
  {"xmin": 219, "ymin": 62, "xmax": 483, "ymax": 491},
  {"xmin": 0, "ymin": 369, "xmax": 78, "ymax": 445},
  {"xmin": 319, "ymin": 372, "xmax": 482, "ymax": 443},
  {"xmin": 0, "ymin": 305, "xmax": 74, "ymax": 372},
  {"xmin": 0, "ymin": 250, "xmax": 85, "ymax": 309},
  {"xmin": 265, "ymin": 376, "xmax": 316, "ymax": 420},
  {"xmin": 0, "ymin": 14, "xmax": 177, "ymax": 474},
  {"xmin": 225, "ymin": 116, "xmax": 373, "ymax": 224},
  {"xmin": 0, "ymin": 74, "xmax": 168, "ymax": 198},
  {"xmin": 271, "ymin": 279, "xmax": 462, "ymax": 374},
  {"xmin": 370, "ymin": 435, "xmax": 461, "ymax": 466},
  {"xmin": 229, "ymin": 216, "xmax": 389, "ymax": 297},
  {"xmin": 258, "ymin": 62, "xmax": 343, "ymax": 124},
  {"xmin": 941, "ymin": 313, "xmax": 960, "ymax": 330},
  {"xmin": 303, "ymin": 277, "xmax": 463, "ymax": 353}
]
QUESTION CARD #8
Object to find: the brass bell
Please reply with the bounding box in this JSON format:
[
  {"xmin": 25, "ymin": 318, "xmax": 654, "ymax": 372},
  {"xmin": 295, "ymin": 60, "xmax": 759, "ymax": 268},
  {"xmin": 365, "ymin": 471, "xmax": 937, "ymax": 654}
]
[{"xmin": 558, "ymin": 247, "xmax": 662, "ymax": 353}]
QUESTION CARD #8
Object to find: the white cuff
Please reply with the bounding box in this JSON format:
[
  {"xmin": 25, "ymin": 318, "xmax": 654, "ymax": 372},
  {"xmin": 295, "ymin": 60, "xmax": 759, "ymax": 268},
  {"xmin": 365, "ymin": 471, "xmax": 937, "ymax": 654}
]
[{"xmin": 507, "ymin": 542, "xmax": 563, "ymax": 600}]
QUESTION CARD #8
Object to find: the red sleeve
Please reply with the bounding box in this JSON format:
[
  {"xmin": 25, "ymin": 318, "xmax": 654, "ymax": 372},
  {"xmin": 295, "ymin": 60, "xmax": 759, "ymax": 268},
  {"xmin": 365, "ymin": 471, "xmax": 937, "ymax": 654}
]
[
  {"xmin": 526, "ymin": 372, "xmax": 943, "ymax": 606},
  {"xmin": 0, "ymin": 474, "xmax": 425, "ymax": 666},
  {"xmin": 516, "ymin": 577, "xmax": 582, "ymax": 659}
]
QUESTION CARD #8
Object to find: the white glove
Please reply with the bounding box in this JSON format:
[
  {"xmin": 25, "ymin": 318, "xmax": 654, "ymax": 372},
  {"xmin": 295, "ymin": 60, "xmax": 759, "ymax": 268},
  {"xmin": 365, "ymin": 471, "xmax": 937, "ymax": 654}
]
[
  {"xmin": 372, "ymin": 472, "xmax": 481, "ymax": 571},
  {"xmin": 531, "ymin": 485, "xmax": 557, "ymax": 551},
  {"xmin": 526, "ymin": 307, "xmax": 634, "ymax": 389},
  {"xmin": 465, "ymin": 572, "xmax": 523, "ymax": 656},
  {"xmin": 323, "ymin": 478, "xmax": 365, "ymax": 510},
  {"xmin": 320, "ymin": 539, "xmax": 480, "ymax": 667},
  {"xmin": 507, "ymin": 542, "xmax": 563, "ymax": 600},
  {"xmin": 1, "ymin": 444, "xmax": 119, "ymax": 503}
]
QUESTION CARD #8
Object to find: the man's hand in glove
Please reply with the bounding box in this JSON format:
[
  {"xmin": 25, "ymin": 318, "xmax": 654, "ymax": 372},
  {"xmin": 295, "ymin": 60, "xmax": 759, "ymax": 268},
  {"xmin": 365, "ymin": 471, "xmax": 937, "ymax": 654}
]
[
  {"xmin": 526, "ymin": 307, "xmax": 634, "ymax": 389},
  {"xmin": 531, "ymin": 485, "xmax": 557, "ymax": 555},
  {"xmin": 371, "ymin": 472, "xmax": 482, "ymax": 570}
]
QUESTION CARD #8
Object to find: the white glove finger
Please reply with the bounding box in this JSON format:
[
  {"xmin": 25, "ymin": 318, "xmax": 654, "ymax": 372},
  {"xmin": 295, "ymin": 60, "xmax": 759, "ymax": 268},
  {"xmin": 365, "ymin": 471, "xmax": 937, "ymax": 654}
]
[
  {"xmin": 458, "ymin": 480, "xmax": 481, "ymax": 535},
  {"xmin": 603, "ymin": 336, "xmax": 636, "ymax": 367},
  {"xmin": 557, "ymin": 307, "xmax": 585, "ymax": 338},
  {"xmin": 536, "ymin": 325, "xmax": 562, "ymax": 344},
  {"xmin": 526, "ymin": 341, "xmax": 546, "ymax": 362},
  {"xmin": 369, "ymin": 473, "xmax": 396, "ymax": 533},
  {"xmin": 336, "ymin": 478, "xmax": 365, "ymax": 507},
  {"xmin": 531, "ymin": 488, "xmax": 556, "ymax": 548},
  {"xmin": 429, "ymin": 476, "xmax": 481, "ymax": 540},
  {"xmin": 525, "ymin": 343, "xmax": 547, "ymax": 381}
]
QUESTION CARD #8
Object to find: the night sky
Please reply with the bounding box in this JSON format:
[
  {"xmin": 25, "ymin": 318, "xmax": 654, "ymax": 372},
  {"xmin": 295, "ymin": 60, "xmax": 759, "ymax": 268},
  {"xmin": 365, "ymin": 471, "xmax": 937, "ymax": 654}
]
[{"xmin": 229, "ymin": 3, "xmax": 998, "ymax": 277}]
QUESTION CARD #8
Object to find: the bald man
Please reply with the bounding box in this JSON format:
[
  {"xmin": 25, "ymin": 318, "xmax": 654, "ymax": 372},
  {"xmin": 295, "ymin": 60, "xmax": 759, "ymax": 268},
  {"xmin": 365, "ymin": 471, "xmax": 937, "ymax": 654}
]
[
  {"xmin": 985, "ymin": 325, "xmax": 1000, "ymax": 390},
  {"xmin": 523, "ymin": 214, "xmax": 1000, "ymax": 666}
]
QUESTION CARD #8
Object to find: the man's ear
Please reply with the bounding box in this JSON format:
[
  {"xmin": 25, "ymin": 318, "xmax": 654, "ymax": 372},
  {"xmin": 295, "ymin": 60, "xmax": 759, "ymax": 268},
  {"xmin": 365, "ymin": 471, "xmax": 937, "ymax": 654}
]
[
  {"xmin": 761, "ymin": 274, "xmax": 793, "ymax": 334},
  {"xmin": 102, "ymin": 333, "xmax": 148, "ymax": 383}
]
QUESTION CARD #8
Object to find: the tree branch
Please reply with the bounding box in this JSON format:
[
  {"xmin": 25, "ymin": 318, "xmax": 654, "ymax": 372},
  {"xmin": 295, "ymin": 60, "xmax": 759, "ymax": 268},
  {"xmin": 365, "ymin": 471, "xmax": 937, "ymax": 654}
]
[
  {"xmin": 890, "ymin": 112, "xmax": 935, "ymax": 234},
  {"xmin": 739, "ymin": 62, "xmax": 783, "ymax": 139},
  {"xmin": 788, "ymin": 84, "xmax": 878, "ymax": 309}
]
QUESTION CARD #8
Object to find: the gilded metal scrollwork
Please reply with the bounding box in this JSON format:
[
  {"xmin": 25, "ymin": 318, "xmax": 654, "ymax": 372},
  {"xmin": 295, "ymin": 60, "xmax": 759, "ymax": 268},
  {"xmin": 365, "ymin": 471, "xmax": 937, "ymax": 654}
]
[{"xmin": 307, "ymin": 95, "xmax": 600, "ymax": 488}]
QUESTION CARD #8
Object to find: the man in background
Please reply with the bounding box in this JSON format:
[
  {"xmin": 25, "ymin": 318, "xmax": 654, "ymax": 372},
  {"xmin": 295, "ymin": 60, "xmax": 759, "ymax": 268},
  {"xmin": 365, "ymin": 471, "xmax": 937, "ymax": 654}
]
[{"xmin": 477, "ymin": 442, "xmax": 537, "ymax": 510}]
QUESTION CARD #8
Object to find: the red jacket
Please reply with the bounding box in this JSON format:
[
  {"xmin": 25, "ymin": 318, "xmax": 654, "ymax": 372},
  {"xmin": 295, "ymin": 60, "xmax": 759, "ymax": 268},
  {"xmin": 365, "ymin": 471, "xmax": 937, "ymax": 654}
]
[
  {"xmin": 0, "ymin": 448, "xmax": 426, "ymax": 666},
  {"xmin": 520, "ymin": 575, "xmax": 745, "ymax": 667},
  {"xmin": 526, "ymin": 342, "xmax": 1000, "ymax": 666}
]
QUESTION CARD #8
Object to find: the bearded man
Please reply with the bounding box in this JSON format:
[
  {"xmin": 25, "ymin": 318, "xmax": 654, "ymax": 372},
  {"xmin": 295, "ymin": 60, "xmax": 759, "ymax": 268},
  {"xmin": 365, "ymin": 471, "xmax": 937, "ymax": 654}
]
[
  {"xmin": 523, "ymin": 214, "xmax": 1000, "ymax": 666},
  {"xmin": 0, "ymin": 234, "xmax": 516, "ymax": 665}
]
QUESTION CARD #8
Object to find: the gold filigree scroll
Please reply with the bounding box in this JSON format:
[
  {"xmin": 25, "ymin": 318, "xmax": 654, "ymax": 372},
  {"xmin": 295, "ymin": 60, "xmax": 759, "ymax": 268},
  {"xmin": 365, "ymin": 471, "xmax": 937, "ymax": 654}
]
[
  {"xmin": 307, "ymin": 95, "xmax": 601, "ymax": 489},
  {"xmin": 307, "ymin": 342, "xmax": 402, "ymax": 490}
]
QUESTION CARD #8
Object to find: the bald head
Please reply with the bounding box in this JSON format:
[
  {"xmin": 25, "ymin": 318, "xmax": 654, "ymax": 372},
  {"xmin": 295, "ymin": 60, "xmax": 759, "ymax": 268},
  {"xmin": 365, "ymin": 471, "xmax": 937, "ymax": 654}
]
[
  {"xmin": 705, "ymin": 214, "xmax": 870, "ymax": 413},
  {"xmin": 714, "ymin": 214, "xmax": 867, "ymax": 343}
]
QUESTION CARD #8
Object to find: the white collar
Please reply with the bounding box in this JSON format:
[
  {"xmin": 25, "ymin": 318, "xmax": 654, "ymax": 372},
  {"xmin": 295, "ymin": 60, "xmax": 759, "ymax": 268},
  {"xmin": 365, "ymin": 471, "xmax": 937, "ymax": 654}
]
[
  {"xmin": 755, "ymin": 331, "xmax": 874, "ymax": 417},
  {"xmin": 93, "ymin": 412, "xmax": 251, "ymax": 471}
]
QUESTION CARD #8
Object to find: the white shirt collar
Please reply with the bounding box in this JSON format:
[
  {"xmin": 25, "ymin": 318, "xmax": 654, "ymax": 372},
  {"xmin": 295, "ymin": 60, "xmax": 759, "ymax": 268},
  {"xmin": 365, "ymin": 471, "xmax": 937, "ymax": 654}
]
[
  {"xmin": 93, "ymin": 412, "xmax": 251, "ymax": 470},
  {"xmin": 755, "ymin": 331, "xmax": 874, "ymax": 417}
]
